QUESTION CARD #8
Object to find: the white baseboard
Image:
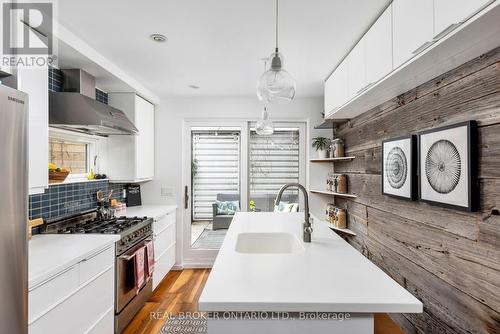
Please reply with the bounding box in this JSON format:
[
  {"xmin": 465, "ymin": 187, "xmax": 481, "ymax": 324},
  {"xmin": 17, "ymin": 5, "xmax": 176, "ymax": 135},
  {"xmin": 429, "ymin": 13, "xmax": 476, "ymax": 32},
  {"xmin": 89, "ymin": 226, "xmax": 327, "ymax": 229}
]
[{"xmin": 181, "ymin": 259, "xmax": 214, "ymax": 269}]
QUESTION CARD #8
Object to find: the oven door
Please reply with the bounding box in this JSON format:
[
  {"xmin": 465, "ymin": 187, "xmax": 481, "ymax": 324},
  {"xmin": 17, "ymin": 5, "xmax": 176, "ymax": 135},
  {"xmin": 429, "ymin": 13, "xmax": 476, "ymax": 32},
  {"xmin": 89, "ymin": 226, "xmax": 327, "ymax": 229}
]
[{"xmin": 115, "ymin": 238, "xmax": 152, "ymax": 313}]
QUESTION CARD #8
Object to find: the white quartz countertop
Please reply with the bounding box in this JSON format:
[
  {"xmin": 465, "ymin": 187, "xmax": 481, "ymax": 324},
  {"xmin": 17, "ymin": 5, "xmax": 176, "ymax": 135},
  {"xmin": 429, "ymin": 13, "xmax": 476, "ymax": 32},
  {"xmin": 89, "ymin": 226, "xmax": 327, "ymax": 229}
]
[
  {"xmin": 29, "ymin": 234, "xmax": 120, "ymax": 289},
  {"xmin": 124, "ymin": 205, "xmax": 177, "ymax": 220},
  {"xmin": 199, "ymin": 212, "xmax": 423, "ymax": 313}
]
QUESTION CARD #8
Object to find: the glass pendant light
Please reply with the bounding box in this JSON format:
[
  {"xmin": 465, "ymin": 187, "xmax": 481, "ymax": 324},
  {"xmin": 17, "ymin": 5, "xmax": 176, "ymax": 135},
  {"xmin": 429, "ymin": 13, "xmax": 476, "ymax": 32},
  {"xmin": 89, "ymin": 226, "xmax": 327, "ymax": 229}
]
[
  {"xmin": 256, "ymin": 0, "xmax": 296, "ymax": 103},
  {"xmin": 255, "ymin": 107, "xmax": 274, "ymax": 135}
]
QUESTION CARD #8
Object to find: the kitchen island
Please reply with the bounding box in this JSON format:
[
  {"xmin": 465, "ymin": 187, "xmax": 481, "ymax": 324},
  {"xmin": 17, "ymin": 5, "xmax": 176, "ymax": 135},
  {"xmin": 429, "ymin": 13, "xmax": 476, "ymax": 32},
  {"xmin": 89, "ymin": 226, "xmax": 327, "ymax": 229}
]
[{"xmin": 199, "ymin": 212, "xmax": 422, "ymax": 334}]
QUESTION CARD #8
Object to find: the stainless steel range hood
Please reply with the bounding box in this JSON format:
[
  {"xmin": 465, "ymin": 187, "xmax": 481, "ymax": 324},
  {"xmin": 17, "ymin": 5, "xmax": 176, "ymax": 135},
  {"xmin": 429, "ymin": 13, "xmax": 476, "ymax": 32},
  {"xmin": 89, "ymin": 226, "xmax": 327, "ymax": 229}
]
[{"xmin": 49, "ymin": 69, "xmax": 138, "ymax": 136}]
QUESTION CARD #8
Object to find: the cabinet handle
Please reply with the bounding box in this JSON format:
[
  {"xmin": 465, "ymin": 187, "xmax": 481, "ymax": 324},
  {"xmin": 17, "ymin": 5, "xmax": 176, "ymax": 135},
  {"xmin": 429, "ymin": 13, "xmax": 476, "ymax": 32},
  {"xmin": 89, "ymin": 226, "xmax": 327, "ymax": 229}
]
[
  {"xmin": 412, "ymin": 41, "xmax": 434, "ymax": 55},
  {"xmin": 356, "ymin": 82, "xmax": 374, "ymax": 95},
  {"xmin": 433, "ymin": 23, "xmax": 460, "ymax": 41},
  {"xmin": 29, "ymin": 265, "xmax": 76, "ymax": 291},
  {"xmin": 81, "ymin": 247, "xmax": 111, "ymax": 262}
]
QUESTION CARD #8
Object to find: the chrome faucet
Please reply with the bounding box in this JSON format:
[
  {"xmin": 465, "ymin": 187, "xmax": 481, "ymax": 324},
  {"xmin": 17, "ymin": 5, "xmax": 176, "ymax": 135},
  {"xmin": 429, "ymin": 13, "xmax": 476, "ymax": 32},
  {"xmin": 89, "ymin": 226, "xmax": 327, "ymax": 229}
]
[{"xmin": 275, "ymin": 183, "xmax": 313, "ymax": 242}]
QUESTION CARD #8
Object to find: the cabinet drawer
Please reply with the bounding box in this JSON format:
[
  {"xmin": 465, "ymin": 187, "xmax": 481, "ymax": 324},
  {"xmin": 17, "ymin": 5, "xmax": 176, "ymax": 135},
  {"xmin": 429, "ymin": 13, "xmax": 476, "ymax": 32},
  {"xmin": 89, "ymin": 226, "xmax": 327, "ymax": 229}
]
[
  {"xmin": 29, "ymin": 265, "xmax": 79, "ymax": 324},
  {"xmin": 153, "ymin": 211, "xmax": 175, "ymax": 235},
  {"xmin": 153, "ymin": 243, "xmax": 175, "ymax": 290},
  {"xmin": 154, "ymin": 223, "xmax": 175, "ymax": 260},
  {"xmin": 79, "ymin": 246, "xmax": 114, "ymax": 285},
  {"xmin": 85, "ymin": 307, "xmax": 114, "ymax": 334},
  {"xmin": 29, "ymin": 268, "xmax": 114, "ymax": 334}
]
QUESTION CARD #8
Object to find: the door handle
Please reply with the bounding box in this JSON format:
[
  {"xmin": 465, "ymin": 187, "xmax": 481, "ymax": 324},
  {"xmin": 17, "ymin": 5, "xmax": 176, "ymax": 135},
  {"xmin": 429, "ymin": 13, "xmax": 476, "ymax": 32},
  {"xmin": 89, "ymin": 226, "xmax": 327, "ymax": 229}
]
[
  {"xmin": 433, "ymin": 23, "xmax": 460, "ymax": 41},
  {"xmin": 184, "ymin": 186, "xmax": 189, "ymax": 209}
]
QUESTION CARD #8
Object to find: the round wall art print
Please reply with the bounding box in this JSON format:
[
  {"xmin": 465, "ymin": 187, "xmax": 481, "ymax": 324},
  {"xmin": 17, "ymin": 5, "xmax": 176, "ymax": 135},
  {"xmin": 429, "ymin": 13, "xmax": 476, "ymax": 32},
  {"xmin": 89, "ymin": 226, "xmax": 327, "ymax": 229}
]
[
  {"xmin": 386, "ymin": 146, "xmax": 408, "ymax": 190},
  {"xmin": 425, "ymin": 139, "xmax": 461, "ymax": 194},
  {"xmin": 382, "ymin": 136, "xmax": 416, "ymax": 200},
  {"xmin": 418, "ymin": 121, "xmax": 477, "ymax": 212}
]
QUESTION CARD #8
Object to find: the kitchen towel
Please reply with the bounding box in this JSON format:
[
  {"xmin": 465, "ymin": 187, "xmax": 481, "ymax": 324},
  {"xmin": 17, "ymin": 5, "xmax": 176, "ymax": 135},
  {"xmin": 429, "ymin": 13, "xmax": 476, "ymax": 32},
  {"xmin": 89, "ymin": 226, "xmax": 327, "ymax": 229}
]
[
  {"xmin": 134, "ymin": 246, "xmax": 146, "ymax": 292},
  {"xmin": 146, "ymin": 240, "xmax": 155, "ymax": 277}
]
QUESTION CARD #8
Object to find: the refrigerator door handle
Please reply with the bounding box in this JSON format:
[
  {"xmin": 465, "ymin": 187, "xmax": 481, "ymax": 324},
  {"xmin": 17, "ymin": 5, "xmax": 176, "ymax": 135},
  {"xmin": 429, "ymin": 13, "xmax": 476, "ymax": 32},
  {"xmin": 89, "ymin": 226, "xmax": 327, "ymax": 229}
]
[{"xmin": 184, "ymin": 186, "xmax": 189, "ymax": 209}]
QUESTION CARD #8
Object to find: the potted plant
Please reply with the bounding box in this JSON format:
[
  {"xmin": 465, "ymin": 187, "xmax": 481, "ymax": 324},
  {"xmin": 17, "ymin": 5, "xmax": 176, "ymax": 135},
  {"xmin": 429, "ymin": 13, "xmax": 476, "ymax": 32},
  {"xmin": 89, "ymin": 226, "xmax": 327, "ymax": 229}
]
[{"xmin": 312, "ymin": 137, "xmax": 330, "ymax": 158}]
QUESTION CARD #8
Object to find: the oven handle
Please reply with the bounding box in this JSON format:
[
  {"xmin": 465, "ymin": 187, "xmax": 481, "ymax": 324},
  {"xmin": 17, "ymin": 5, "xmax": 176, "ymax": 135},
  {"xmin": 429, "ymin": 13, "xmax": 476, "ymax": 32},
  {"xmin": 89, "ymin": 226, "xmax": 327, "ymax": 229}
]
[{"xmin": 118, "ymin": 238, "xmax": 153, "ymax": 261}]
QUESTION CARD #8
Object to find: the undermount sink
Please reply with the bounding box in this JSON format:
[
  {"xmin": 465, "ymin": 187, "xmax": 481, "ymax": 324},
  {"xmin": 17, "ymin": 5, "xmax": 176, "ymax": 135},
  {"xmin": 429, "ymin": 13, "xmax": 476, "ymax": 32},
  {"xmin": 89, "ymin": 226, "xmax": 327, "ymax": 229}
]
[{"xmin": 235, "ymin": 232, "xmax": 304, "ymax": 254}]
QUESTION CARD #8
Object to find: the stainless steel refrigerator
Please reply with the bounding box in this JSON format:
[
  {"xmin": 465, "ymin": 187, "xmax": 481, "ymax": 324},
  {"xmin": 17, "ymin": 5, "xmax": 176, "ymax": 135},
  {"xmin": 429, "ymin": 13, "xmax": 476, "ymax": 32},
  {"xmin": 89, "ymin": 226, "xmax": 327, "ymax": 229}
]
[{"xmin": 0, "ymin": 84, "xmax": 28, "ymax": 334}]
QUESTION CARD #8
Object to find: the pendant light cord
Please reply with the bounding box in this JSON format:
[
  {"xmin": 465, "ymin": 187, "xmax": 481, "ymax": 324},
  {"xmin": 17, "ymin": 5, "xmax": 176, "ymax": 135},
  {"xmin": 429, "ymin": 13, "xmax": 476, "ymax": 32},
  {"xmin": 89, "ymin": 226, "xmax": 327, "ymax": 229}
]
[{"xmin": 275, "ymin": 0, "xmax": 279, "ymax": 52}]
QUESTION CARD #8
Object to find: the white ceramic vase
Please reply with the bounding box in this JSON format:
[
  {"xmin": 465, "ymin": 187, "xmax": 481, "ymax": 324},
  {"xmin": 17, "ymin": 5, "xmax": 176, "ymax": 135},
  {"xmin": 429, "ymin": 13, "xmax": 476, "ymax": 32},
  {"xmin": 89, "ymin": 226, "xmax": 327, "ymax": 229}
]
[{"xmin": 318, "ymin": 149, "xmax": 328, "ymax": 159}]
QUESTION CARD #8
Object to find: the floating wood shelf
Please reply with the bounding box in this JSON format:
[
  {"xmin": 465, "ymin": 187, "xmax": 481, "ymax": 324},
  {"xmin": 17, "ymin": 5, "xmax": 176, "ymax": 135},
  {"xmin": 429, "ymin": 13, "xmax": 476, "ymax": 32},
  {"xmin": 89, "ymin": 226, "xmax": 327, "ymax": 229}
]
[
  {"xmin": 309, "ymin": 156, "xmax": 355, "ymax": 163},
  {"xmin": 310, "ymin": 189, "xmax": 357, "ymax": 198},
  {"xmin": 326, "ymin": 223, "xmax": 357, "ymax": 236}
]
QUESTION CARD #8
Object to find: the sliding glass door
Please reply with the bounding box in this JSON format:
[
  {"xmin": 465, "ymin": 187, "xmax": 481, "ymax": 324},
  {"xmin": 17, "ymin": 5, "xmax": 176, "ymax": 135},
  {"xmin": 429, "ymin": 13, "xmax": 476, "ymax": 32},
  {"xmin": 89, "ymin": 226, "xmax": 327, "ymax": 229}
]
[
  {"xmin": 249, "ymin": 123, "xmax": 306, "ymax": 212},
  {"xmin": 182, "ymin": 120, "xmax": 305, "ymax": 264},
  {"xmin": 191, "ymin": 130, "xmax": 241, "ymax": 221},
  {"xmin": 190, "ymin": 128, "xmax": 241, "ymax": 249}
]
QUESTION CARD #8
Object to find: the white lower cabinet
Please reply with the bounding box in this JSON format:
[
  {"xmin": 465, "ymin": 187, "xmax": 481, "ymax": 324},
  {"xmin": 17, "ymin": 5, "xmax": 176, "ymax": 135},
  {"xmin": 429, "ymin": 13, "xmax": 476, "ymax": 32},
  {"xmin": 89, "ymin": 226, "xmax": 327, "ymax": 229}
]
[
  {"xmin": 28, "ymin": 247, "xmax": 115, "ymax": 334},
  {"xmin": 152, "ymin": 211, "xmax": 176, "ymax": 290}
]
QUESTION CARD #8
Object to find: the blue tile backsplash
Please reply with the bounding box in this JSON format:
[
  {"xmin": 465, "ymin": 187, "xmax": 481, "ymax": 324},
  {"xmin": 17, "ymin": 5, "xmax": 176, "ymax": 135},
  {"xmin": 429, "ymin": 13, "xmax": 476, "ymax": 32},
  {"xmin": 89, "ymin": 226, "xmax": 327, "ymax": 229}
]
[
  {"xmin": 95, "ymin": 88, "xmax": 108, "ymax": 104},
  {"xmin": 48, "ymin": 66, "xmax": 63, "ymax": 92},
  {"xmin": 48, "ymin": 66, "xmax": 109, "ymax": 104},
  {"xmin": 29, "ymin": 181, "xmax": 126, "ymax": 222}
]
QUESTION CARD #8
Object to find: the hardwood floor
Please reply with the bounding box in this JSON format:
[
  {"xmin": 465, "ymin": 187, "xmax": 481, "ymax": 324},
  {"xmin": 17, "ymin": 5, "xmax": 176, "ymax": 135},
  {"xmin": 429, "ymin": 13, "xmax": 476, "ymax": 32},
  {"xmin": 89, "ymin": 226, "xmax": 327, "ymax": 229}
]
[
  {"xmin": 123, "ymin": 269, "xmax": 210, "ymax": 334},
  {"xmin": 123, "ymin": 269, "xmax": 404, "ymax": 334}
]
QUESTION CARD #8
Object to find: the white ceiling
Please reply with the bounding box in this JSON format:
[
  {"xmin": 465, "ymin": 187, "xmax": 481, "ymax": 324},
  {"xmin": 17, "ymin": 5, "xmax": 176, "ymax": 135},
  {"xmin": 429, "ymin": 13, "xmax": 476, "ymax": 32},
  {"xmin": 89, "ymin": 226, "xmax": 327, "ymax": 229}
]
[{"xmin": 57, "ymin": 0, "xmax": 389, "ymax": 98}]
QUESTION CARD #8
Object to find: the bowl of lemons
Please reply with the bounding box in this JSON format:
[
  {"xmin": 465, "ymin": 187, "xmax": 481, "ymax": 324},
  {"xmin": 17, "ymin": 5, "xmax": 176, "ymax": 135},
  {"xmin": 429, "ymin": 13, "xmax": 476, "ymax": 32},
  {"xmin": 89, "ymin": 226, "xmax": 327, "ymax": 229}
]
[{"xmin": 48, "ymin": 163, "xmax": 70, "ymax": 183}]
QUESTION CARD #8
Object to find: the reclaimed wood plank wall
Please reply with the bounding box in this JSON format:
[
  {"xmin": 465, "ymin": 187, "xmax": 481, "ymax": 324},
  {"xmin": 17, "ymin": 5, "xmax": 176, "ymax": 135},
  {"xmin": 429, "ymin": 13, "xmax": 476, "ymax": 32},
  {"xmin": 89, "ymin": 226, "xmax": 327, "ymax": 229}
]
[{"xmin": 333, "ymin": 46, "xmax": 500, "ymax": 333}]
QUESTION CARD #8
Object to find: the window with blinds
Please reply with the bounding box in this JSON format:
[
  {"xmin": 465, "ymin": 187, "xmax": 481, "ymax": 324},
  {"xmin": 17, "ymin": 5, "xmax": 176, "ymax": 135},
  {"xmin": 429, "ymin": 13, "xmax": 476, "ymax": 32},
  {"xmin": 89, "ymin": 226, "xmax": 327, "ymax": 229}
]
[
  {"xmin": 249, "ymin": 128, "xmax": 300, "ymax": 212},
  {"xmin": 192, "ymin": 131, "xmax": 240, "ymax": 220}
]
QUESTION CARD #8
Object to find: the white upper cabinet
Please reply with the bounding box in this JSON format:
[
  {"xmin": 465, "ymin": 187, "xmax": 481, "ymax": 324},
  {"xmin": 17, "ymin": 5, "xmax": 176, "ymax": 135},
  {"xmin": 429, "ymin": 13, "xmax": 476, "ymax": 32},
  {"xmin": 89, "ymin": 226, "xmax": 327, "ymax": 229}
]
[
  {"xmin": 107, "ymin": 93, "xmax": 155, "ymax": 182},
  {"xmin": 17, "ymin": 66, "xmax": 49, "ymax": 195},
  {"xmin": 134, "ymin": 96, "xmax": 155, "ymax": 180},
  {"xmin": 346, "ymin": 40, "xmax": 367, "ymax": 100},
  {"xmin": 393, "ymin": 0, "xmax": 434, "ymax": 68},
  {"xmin": 365, "ymin": 4, "xmax": 393, "ymax": 85},
  {"xmin": 324, "ymin": 0, "xmax": 497, "ymax": 120},
  {"xmin": 324, "ymin": 60, "xmax": 349, "ymax": 117},
  {"xmin": 434, "ymin": 0, "xmax": 494, "ymax": 38}
]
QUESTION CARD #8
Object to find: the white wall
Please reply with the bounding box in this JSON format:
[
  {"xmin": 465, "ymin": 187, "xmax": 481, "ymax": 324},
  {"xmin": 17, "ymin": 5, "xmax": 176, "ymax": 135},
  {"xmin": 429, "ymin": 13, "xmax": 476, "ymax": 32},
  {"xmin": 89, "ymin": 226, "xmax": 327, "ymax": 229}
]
[{"xmin": 141, "ymin": 97, "xmax": 331, "ymax": 266}]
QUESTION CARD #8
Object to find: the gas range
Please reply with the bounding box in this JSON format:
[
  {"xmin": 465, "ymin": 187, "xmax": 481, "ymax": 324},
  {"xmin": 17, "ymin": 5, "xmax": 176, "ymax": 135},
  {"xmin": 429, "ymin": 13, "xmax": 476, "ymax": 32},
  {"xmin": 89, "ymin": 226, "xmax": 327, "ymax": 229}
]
[
  {"xmin": 40, "ymin": 209, "xmax": 155, "ymax": 332},
  {"xmin": 40, "ymin": 210, "xmax": 153, "ymax": 255}
]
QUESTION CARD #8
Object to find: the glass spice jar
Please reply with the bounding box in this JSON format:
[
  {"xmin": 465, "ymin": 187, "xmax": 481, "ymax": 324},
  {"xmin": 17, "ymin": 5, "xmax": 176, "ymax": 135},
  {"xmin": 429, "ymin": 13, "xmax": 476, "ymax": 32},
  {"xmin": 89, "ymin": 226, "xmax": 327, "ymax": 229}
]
[
  {"xmin": 327, "ymin": 172, "xmax": 334, "ymax": 191},
  {"xmin": 331, "ymin": 138, "xmax": 345, "ymax": 158},
  {"xmin": 333, "ymin": 174, "xmax": 347, "ymax": 194}
]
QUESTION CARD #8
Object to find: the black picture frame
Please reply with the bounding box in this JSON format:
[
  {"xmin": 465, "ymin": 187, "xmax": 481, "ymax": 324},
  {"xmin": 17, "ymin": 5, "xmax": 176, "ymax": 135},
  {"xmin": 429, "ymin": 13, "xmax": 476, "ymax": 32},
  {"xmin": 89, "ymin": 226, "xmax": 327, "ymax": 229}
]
[
  {"xmin": 381, "ymin": 135, "xmax": 417, "ymax": 201},
  {"xmin": 417, "ymin": 121, "xmax": 478, "ymax": 212}
]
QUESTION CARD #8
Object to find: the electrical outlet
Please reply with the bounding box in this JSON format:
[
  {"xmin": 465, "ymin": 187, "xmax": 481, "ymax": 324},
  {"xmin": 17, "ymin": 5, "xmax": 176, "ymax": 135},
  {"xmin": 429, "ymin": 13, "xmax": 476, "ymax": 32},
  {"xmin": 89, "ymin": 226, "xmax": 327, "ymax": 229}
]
[{"xmin": 160, "ymin": 187, "xmax": 174, "ymax": 197}]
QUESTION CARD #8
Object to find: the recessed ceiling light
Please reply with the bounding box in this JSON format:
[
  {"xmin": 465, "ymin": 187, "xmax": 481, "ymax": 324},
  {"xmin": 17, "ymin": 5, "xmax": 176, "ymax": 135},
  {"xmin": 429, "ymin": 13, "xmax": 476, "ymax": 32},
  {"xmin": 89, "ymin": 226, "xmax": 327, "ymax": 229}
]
[
  {"xmin": 150, "ymin": 34, "xmax": 167, "ymax": 43},
  {"xmin": 188, "ymin": 85, "xmax": 200, "ymax": 89}
]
